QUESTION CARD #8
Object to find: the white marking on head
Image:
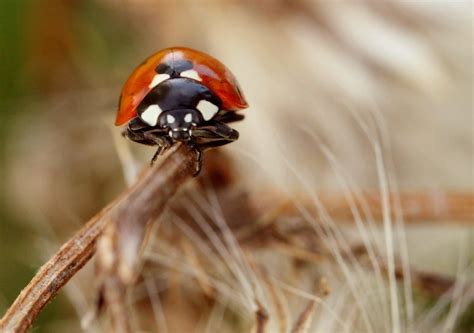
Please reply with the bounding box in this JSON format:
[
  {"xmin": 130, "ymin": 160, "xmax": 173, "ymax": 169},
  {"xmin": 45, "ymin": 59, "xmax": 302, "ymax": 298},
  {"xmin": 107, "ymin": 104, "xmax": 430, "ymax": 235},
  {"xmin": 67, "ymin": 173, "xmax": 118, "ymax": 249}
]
[
  {"xmin": 184, "ymin": 113, "xmax": 193, "ymax": 123},
  {"xmin": 148, "ymin": 74, "xmax": 170, "ymax": 88},
  {"xmin": 166, "ymin": 114, "xmax": 175, "ymax": 124},
  {"xmin": 180, "ymin": 69, "xmax": 201, "ymax": 81},
  {"xmin": 141, "ymin": 104, "xmax": 162, "ymax": 126},
  {"xmin": 196, "ymin": 100, "xmax": 219, "ymax": 121}
]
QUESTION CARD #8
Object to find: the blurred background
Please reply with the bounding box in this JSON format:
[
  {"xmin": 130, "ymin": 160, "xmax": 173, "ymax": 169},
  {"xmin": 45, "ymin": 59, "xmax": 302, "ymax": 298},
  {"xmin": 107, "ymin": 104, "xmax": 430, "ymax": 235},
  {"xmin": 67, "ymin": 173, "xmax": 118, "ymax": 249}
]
[{"xmin": 0, "ymin": 1, "xmax": 472, "ymax": 332}]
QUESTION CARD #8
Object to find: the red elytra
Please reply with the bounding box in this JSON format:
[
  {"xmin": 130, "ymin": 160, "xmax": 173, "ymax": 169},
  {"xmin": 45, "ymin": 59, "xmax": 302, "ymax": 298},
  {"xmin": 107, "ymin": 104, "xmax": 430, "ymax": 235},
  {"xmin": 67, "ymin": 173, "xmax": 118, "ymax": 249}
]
[{"xmin": 115, "ymin": 47, "xmax": 248, "ymax": 126}]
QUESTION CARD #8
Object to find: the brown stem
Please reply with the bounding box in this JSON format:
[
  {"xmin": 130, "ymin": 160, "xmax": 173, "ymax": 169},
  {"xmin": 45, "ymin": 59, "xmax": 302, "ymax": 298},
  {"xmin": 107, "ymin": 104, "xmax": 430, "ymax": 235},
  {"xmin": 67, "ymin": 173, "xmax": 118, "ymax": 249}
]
[
  {"xmin": 102, "ymin": 276, "xmax": 130, "ymax": 333},
  {"xmin": 0, "ymin": 143, "xmax": 197, "ymax": 333},
  {"xmin": 97, "ymin": 143, "xmax": 197, "ymax": 333},
  {"xmin": 262, "ymin": 191, "xmax": 474, "ymax": 224},
  {"xmin": 290, "ymin": 300, "xmax": 316, "ymax": 333},
  {"xmin": 0, "ymin": 203, "xmax": 113, "ymax": 333},
  {"xmin": 255, "ymin": 301, "xmax": 269, "ymax": 333}
]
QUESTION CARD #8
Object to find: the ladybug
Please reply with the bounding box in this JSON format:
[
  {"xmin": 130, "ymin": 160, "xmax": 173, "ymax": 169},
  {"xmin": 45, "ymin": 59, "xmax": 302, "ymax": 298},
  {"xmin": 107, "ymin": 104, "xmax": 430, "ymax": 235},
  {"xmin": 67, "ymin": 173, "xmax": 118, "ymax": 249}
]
[{"xmin": 116, "ymin": 46, "xmax": 248, "ymax": 170}]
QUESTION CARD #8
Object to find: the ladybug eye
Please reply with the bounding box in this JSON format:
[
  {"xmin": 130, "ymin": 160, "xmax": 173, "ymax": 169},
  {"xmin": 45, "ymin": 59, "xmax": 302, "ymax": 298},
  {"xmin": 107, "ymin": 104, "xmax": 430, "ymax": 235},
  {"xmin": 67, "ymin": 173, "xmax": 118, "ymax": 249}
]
[
  {"xmin": 180, "ymin": 69, "xmax": 201, "ymax": 81},
  {"xmin": 184, "ymin": 113, "xmax": 193, "ymax": 123},
  {"xmin": 148, "ymin": 74, "xmax": 170, "ymax": 89},
  {"xmin": 141, "ymin": 104, "xmax": 162, "ymax": 126},
  {"xmin": 166, "ymin": 115, "xmax": 176, "ymax": 124},
  {"xmin": 196, "ymin": 100, "xmax": 219, "ymax": 121}
]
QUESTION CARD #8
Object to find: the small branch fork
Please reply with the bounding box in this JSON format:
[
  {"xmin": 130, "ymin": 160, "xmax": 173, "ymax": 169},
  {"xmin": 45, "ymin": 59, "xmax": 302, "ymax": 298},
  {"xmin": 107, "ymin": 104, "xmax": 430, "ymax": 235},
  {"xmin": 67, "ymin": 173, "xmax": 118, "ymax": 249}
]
[{"xmin": 0, "ymin": 143, "xmax": 198, "ymax": 333}]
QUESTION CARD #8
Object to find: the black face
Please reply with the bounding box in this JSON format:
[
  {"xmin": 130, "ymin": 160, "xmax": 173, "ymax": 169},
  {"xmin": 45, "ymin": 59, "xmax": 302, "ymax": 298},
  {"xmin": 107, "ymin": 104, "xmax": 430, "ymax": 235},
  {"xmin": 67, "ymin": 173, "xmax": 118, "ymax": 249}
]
[
  {"xmin": 158, "ymin": 109, "xmax": 202, "ymax": 141},
  {"xmin": 136, "ymin": 77, "xmax": 222, "ymax": 142}
]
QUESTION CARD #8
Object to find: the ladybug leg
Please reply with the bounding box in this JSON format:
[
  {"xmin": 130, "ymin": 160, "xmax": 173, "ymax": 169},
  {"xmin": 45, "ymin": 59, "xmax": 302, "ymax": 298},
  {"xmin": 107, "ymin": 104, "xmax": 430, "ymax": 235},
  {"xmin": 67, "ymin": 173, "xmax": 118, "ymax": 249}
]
[
  {"xmin": 213, "ymin": 112, "xmax": 245, "ymax": 124},
  {"xmin": 122, "ymin": 118, "xmax": 174, "ymax": 164},
  {"xmin": 197, "ymin": 138, "xmax": 237, "ymax": 150},
  {"xmin": 185, "ymin": 139, "xmax": 203, "ymax": 176},
  {"xmin": 188, "ymin": 120, "xmax": 240, "ymax": 176},
  {"xmin": 150, "ymin": 135, "xmax": 173, "ymax": 165},
  {"xmin": 123, "ymin": 127, "xmax": 156, "ymax": 146},
  {"xmin": 193, "ymin": 121, "xmax": 239, "ymax": 145},
  {"xmin": 122, "ymin": 118, "xmax": 157, "ymax": 146},
  {"xmin": 124, "ymin": 117, "xmax": 170, "ymax": 147},
  {"xmin": 150, "ymin": 144, "xmax": 164, "ymax": 165}
]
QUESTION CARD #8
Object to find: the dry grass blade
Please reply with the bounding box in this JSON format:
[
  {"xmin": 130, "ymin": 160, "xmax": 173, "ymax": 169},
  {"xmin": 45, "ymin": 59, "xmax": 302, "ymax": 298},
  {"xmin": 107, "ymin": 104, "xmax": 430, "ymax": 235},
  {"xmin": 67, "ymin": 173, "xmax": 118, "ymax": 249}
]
[
  {"xmin": 290, "ymin": 278, "xmax": 330, "ymax": 333},
  {"xmin": 271, "ymin": 191, "xmax": 474, "ymax": 224},
  {"xmin": 254, "ymin": 301, "xmax": 269, "ymax": 333},
  {"xmin": 0, "ymin": 143, "xmax": 198, "ymax": 333},
  {"xmin": 290, "ymin": 300, "xmax": 317, "ymax": 333},
  {"xmin": 258, "ymin": 268, "xmax": 289, "ymax": 333}
]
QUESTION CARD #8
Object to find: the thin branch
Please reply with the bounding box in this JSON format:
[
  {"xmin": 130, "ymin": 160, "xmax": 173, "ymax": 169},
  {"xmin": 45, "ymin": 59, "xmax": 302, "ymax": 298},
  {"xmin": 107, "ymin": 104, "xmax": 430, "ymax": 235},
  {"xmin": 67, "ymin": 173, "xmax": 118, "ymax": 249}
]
[
  {"xmin": 254, "ymin": 301, "xmax": 269, "ymax": 333},
  {"xmin": 351, "ymin": 244, "xmax": 472, "ymax": 298},
  {"xmin": 101, "ymin": 275, "xmax": 130, "ymax": 333},
  {"xmin": 236, "ymin": 191, "xmax": 473, "ymax": 249},
  {"xmin": 0, "ymin": 143, "xmax": 197, "ymax": 333},
  {"xmin": 0, "ymin": 203, "xmax": 113, "ymax": 333},
  {"xmin": 262, "ymin": 191, "xmax": 474, "ymax": 224},
  {"xmin": 290, "ymin": 300, "xmax": 316, "ymax": 333},
  {"xmin": 258, "ymin": 267, "xmax": 290, "ymax": 333},
  {"xmin": 290, "ymin": 278, "xmax": 329, "ymax": 333},
  {"xmin": 97, "ymin": 143, "xmax": 197, "ymax": 333}
]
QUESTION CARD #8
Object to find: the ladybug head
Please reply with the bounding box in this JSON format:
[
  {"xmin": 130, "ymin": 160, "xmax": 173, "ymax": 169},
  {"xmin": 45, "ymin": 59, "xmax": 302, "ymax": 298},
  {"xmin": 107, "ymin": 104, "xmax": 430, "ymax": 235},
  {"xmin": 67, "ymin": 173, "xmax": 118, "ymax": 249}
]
[{"xmin": 158, "ymin": 109, "xmax": 203, "ymax": 141}]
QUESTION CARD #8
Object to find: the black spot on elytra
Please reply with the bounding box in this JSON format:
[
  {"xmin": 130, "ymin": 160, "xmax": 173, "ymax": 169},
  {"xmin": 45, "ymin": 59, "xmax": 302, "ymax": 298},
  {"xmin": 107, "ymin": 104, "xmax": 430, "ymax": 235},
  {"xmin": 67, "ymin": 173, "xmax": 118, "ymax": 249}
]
[
  {"xmin": 155, "ymin": 60, "xmax": 193, "ymax": 77},
  {"xmin": 155, "ymin": 63, "xmax": 169, "ymax": 74}
]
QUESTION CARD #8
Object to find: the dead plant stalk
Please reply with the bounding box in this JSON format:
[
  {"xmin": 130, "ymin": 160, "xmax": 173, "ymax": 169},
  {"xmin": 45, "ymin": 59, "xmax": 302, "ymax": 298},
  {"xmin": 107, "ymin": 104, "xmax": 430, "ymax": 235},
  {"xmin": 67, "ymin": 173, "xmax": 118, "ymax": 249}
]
[{"xmin": 0, "ymin": 143, "xmax": 198, "ymax": 333}]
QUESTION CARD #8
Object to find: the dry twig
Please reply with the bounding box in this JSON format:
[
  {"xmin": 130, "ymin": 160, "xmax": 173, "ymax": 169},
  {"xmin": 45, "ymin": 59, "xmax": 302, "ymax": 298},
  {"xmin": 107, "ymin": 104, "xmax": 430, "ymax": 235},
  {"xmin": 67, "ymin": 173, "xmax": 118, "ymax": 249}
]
[
  {"xmin": 0, "ymin": 203, "xmax": 114, "ymax": 333},
  {"xmin": 254, "ymin": 301, "xmax": 269, "ymax": 333},
  {"xmin": 97, "ymin": 143, "xmax": 197, "ymax": 333},
  {"xmin": 1, "ymin": 141, "xmax": 472, "ymax": 332},
  {"xmin": 0, "ymin": 143, "xmax": 198, "ymax": 333},
  {"xmin": 258, "ymin": 268, "xmax": 290, "ymax": 333},
  {"xmin": 290, "ymin": 300, "xmax": 317, "ymax": 333},
  {"xmin": 258, "ymin": 191, "xmax": 474, "ymax": 224}
]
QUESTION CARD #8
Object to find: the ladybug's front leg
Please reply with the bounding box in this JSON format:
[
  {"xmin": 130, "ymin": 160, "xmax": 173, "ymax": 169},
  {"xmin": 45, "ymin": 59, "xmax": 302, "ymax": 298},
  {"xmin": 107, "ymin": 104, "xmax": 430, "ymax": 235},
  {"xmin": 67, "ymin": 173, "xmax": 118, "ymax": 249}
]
[
  {"xmin": 185, "ymin": 121, "xmax": 239, "ymax": 176},
  {"xmin": 123, "ymin": 118, "xmax": 158, "ymax": 145},
  {"xmin": 123, "ymin": 117, "xmax": 172, "ymax": 164},
  {"xmin": 122, "ymin": 127, "xmax": 156, "ymax": 146},
  {"xmin": 149, "ymin": 134, "xmax": 174, "ymax": 165},
  {"xmin": 192, "ymin": 121, "xmax": 239, "ymax": 149},
  {"xmin": 185, "ymin": 139, "xmax": 203, "ymax": 176}
]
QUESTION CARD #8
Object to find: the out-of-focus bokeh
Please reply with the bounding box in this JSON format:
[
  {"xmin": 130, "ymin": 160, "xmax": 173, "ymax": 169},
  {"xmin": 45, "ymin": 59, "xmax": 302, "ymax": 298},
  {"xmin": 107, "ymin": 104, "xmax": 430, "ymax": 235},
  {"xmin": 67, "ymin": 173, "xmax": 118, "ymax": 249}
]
[{"xmin": 0, "ymin": 1, "xmax": 472, "ymax": 332}]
